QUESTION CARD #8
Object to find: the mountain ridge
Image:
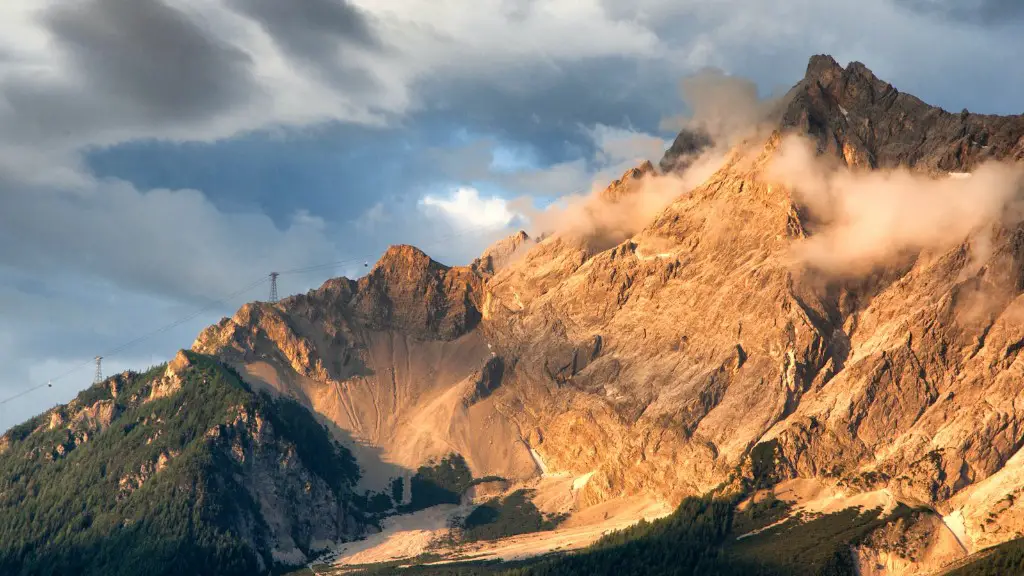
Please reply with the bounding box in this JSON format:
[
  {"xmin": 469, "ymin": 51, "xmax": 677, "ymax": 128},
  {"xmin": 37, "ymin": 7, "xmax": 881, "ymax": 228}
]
[
  {"xmin": 4, "ymin": 53, "xmax": 1024, "ymax": 574},
  {"xmin": 176, "ymin": 52, "xmax": 1024, "ymax": 570}
]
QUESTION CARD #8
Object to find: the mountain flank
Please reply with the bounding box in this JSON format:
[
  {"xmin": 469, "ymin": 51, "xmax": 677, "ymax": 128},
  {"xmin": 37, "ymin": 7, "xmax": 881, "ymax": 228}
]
[{"xmin": 4, "ymin": 54, "xmax": 1024, "ymax": 575}]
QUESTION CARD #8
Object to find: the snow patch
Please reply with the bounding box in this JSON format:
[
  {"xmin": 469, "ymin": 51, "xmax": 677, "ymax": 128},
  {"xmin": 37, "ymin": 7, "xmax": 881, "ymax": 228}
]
[
  {"xmin": 529, "ymin": 448, "xmax": 549, "ymax": 476},
  {"xmin": 634, "ymin": 248, "xmax": 675, "ymax": 261},
  {"xmin": 942, "ymin": 509, "xmax": 970, "ymax": 552},
  {"xmin": 572, "ymin": 471, "xmax": 596, "ymax": 492},
  {"xmin": 839, "ymin": 105, "xmax": 849, "ymax": 118}
]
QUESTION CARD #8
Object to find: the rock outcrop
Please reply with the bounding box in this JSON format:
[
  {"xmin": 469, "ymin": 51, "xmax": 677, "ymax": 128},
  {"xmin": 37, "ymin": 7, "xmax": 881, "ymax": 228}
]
[{"xmin": 193, "ymin": 245, "xmax": 538, "ymax": 490}]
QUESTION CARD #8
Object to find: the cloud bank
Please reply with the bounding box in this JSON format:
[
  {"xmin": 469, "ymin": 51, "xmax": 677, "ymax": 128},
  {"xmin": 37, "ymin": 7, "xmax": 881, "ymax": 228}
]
[{"xmin": 767, "ymin": 135, "xmax": 1024, "ymax": 276}]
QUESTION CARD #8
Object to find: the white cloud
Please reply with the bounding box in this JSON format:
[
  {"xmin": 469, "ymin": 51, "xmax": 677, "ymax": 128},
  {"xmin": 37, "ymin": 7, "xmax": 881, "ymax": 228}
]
[
  {"xmin": 352, "ymin": 0, "xmax": 662, "ymax": 85},
  {"xmin": 420, "ymin": 187, "xmax": 519, "ymax": 230}
]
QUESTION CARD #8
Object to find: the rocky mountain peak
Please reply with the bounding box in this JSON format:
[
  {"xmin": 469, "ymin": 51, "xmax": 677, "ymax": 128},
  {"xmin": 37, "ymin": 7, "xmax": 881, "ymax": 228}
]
[
  {"xmin": 779, "ymin": 53, "xmax": 1024, "ymax": 172},
  {"xmin": 599, "ymin": 160, "xmax": 657, "ymax": 203},
  {"xmin": 802, "ymin": 54, "xmax": 889, "ymax": 93},
  {"xmin": 14, "ymin": 53, "xmax": 1024, "ymax": 576},
  {"xmin": 474, "ymin": 230, "xmax": 533, "ymax": 275},
  {"xmin": 320, "ymin": 244, "xmax": 483, "ymax": 340},
  {"xmin": 369, "ymin": 244, "xmax": 444, "ymax": 276},
  {"xmin": 659, "ymin": 128, "xmax": 714, "ymax": 173}
]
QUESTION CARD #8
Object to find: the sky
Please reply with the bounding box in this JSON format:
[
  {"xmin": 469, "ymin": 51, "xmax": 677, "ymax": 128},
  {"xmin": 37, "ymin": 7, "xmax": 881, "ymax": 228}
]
[{"xmin": 0, "ymin": 0, "xmax": 1022, "ymax": 431}]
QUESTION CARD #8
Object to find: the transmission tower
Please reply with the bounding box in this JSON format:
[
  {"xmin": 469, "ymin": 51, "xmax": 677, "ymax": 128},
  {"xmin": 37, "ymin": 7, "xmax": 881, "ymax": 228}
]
[
  {"xmin": 269, "ymin": 272, "xmax": 280, "ymax": 303},
  {"xmin": 93, "ymin": 356, "xmax": 103, "ymax": 384}
]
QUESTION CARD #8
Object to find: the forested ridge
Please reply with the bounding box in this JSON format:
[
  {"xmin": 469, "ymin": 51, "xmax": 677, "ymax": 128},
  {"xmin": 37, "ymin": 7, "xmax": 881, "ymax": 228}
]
[{"xmin": 0, "ymin": 352, "xmax": 363, "ymax": 576}]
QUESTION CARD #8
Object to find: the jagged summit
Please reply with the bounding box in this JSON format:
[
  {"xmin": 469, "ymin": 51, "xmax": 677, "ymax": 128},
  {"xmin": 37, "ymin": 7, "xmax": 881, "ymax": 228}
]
[
  {"xmin": 473, "ymin": 230, "xmax": 532, "ymax": 274},
  {"xmin": 802, "ymin": 54, "xmax": 889, "ymax": 89},
  {"xmin": 600, "ymin": 160, "xmax": 656, "ymax": 202},
  {"xmin": 659, "ymin": 53, "xmax": 1024, "ymax": 177},
  {"xmin": 659, "ymin": 128, "xmax": 713, "ymax": 173},
  {"xmin": 371, "ymin": 244, "xmax": 443, "ymax": 273},
  {"xmin": 778, "ymin": 53, "xmax": 1024, "ymax": 171}
]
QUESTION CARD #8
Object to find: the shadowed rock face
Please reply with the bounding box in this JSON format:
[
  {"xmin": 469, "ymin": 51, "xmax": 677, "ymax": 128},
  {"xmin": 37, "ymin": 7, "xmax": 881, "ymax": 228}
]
[
  {"xmin": 351, "ymin": 245, "xmax": 483, "ymax": 340},
  {"xmin": 660, "ymin": 128, "xmax": 714, "ymax": 173},
  {"xmin": 781, "ymin": 54, "xmax": 1024, "ymax": 171},
  {"xmin": 192, "ymin": 55, "xmax": 1024, "ymax": 567}
]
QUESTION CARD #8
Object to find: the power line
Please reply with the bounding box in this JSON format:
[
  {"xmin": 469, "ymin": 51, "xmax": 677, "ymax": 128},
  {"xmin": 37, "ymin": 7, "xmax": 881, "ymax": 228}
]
[
  {"xmin": 0, "ymin": 274, "xmax": 269, "ymax": 408},
  {"xmin": 0, "ymin": 223, "xmax": 518, "ymax": 410}
]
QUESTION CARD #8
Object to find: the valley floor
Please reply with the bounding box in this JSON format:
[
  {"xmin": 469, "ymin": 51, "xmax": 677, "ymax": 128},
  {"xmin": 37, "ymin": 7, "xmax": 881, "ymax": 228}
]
[{"xmin": 312, "ymin": 495, "xmax": 671, "ymax": 573}]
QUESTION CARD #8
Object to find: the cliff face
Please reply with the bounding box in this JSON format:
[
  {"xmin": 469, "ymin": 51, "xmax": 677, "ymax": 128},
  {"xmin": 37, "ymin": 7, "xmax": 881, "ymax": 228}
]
[
  {"xmin": 193, "ymin": 246, "xmax": 538, "ymax": 491},
  {"xmin": 186, "ymin": 54, "xmax": 1024, "ymax": 570}
]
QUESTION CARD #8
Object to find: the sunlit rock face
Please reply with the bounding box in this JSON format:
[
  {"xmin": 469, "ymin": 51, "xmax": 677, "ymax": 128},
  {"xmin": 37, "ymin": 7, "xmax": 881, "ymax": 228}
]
[{"xmin": 191, "ymin": 54, "xmax": 1024, "ymax": 569}]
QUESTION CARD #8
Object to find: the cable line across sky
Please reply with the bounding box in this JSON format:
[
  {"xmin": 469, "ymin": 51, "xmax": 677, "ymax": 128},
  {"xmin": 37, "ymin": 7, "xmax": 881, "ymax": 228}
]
[{"xmin": 0, "ymin": 222, "xmax": 514, "ymax": 413}]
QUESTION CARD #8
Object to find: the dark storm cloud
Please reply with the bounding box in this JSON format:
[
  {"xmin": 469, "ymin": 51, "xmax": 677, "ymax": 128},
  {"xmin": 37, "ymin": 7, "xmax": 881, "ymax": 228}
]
[
  {"xmin": 228, "ymin": 0, "xmax": 381, "ymax": 91},
  {"xmin": 44, "ymin": 0, "xmax": 256, "ymax": 121},
  {"xmin": 894, "ymin": 0, "xmax": 1024, "ymax": 26},
  {"xmin": 85, "ymin": 55, "xmax": 676, "ymax": 229},
  {"xmin": 0, "ymin": 162, "xmax": 338, "ymax": 307},
  {"xmin": 84, "ymin": 57, "xmax": 686, "ymax": 224},
  {"xmin": 415, "ymin": 56, "xmax": 681, "ymax": 166},
  {"xmin": 232, "ymin": 0, "xmax": 377, "ymax": 53},
  {"xmin": 86, "ymin": 121, "xmax": 430, "ymax": 228}
]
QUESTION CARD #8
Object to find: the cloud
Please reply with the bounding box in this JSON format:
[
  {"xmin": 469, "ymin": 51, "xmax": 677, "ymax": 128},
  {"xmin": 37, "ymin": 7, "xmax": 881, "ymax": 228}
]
[
  {"xmin": 0, "ymin": 172, "xmax": 339, "ymax": 303},
  {"xmin": 227, "ymin": 0, "xmax": 380, "ymax": 90},
  {"xmin": 50, "ymin": 0, "xmax": 255, "ymax": 119},
  {"xmin": 355, "ymin": 0, "xmax": 663, "ymax": 79},
  {"xmin": 656, "ymin": 67, "xmax": 788, "ymax": 175},
  {"xmin": 766, "ymin": 135, "xmax": 1024, "ymax": 276},
  {"xmin": 659, "ymin": 68, "xmax": 778, "ymax": 145},
  {"xmin": 587, "ymin": 124, "xmax": 671, "ymax": 167},
  {"xmin": 893, "ymin": 0, "xmax": 1024, "ymax": 26},
  {"xmin": 420, "ymin": 187, "xmax": 520, "ymax": 230},
  {"xmin": 4, "ymin": 0, "xmax": 258, "ymax": 148},
  {"xmin": 425, "ymin": 122, "xmax": 673, "ymax": 204},
  {"xmin": 519, "ymin": 146, "xmax": 728, "ymax": 252}
]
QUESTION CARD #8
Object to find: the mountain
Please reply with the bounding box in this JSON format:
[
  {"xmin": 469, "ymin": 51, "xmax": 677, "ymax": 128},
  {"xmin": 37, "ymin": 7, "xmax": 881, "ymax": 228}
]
[
  {"xmin": 0, "ymin": 352, "xmax": 364, "ymax": 575},
  {"xmin": 3, "ymin": 54, "xmax": 1024, "ymax": 575}
]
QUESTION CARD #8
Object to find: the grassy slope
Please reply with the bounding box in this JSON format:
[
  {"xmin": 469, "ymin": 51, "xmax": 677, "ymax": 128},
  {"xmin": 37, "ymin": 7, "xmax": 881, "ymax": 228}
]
[{"xmin": 946, "ymin": 537, "xmax": 1024, "ymax": 576}]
